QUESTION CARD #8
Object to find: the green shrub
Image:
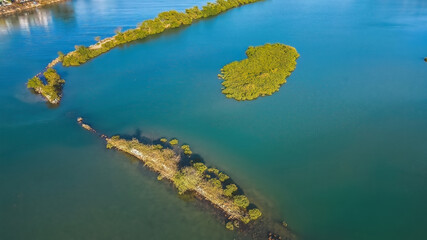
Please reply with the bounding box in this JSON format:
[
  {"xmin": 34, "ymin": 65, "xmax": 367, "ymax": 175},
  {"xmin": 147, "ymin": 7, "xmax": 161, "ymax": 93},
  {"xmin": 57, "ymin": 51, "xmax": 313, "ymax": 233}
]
[
  {"xmin": 241, "ymin": 216, "xmax": 250, "ymax": 224},
  {"xmin": 207, "ymin": 168, "xmax": 220, "ymax": 175},
  {"xmin": 169, "ymin": 139, "xmax": 178, "ymax": 145},
  {"xmin": 139, "ymin": 18, "xmax": 165, "ymax": 34},
  {"xmin": 218, "ymin": 172, "xmax": 229, "ymax": 182},
  {"xmin": 233, "ymin": 195, "xmax": 249, "ymax": 208},
  {"xmin": 225, "ymin": 221, "xmax": 234, "ymax": 230},
  {"xmin": 157, "ymin": 10, "xmax": 192, "ymax": 28},
  {"xmin": 193, "ymin": 162, "xmax": 207, "ymax": 173},
  {"xmin": 181, "ymin": 144, "xmax": 192, "ymax": 155},
  {"xmin": 209, "ymin": 178, "xmax": 222, "ymax": 189},
  {"xmin": 185, "ymin": 6, "xmax": 203, "ymax": 19},
  {"xmin": 223, "ymin": 184, "xmax": 237, "ymax": 197},
  {"xmin": 248, "ymin": 208, "xmax": 262, "ymax": 220},
  {"xmin": 160, "ymin": 138, "xmax": 168, "ymax": 143},
  {"xmin": 27, "ymin": 76, "xmax": 43, "ymax": 90},
  {"xmin": 153, "ymin": 144, "xmax": 163, "ymax": 150}
]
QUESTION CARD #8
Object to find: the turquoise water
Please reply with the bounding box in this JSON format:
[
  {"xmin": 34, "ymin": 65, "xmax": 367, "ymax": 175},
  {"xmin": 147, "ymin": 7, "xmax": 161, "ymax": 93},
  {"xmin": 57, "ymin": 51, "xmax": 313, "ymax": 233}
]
[{"xmin": 1, "ymin": 0, "xmax": 427, "ymax": 239}]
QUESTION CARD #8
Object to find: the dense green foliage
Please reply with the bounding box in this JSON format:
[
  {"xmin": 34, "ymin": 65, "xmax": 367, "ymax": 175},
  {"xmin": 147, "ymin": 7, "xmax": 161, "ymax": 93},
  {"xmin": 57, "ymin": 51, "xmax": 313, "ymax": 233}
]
[
  {"xmin": 27, "ymin": 68, "xmax": 65, "ymax": 104},
  {"xmin": 218, "ymin": 172, "xmax": 230, "ymax": 182},
  {"xmin": 233, "ymin": 195, "xmax": 250, "ymax": 208},
  {"xmin": 226, "ymin": 221, "xmax": 234, "ymax": 230},
  {"xmin": 208, "ymin": 168, "xmax": 220, "ymax": 175},
  {"xmin": 193, "ymin": 162, "xmax": 208, "ymax": 173},
  {"xmin": 248, "ymin": 208, "xmax": 262, "ymax": 220},
  {"xmin": 219, "ymin": 43, "xmax": 299, "ymax": 101},
  {"xmin": 60, "ymin": 0, "xmax": 262, "ymax": 66},
  {"xmin": 223, "ymin": 184, "xmax": 238, "ymax": 197},
  {"xmin": 181, "ymin": 144, "xmax": 192, "ymax": 155},
  {"xmin": 169, "ymin": 139, "xmax": 179, "ymax": 145}
]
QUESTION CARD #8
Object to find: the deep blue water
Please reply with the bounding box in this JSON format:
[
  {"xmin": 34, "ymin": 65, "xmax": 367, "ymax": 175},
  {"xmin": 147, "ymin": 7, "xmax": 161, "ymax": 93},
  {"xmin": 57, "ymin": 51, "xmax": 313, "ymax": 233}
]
[{"xmin": 1, "ymin": 0, "xmax": 427, "ymax": 239}]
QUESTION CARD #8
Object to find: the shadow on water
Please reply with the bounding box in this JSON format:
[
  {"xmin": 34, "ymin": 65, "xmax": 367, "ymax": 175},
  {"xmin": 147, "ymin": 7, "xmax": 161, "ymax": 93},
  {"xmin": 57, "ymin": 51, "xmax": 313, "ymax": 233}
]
[{"xmin": 119, "ymin": 128, "xmax": 153, "ymax": 145}]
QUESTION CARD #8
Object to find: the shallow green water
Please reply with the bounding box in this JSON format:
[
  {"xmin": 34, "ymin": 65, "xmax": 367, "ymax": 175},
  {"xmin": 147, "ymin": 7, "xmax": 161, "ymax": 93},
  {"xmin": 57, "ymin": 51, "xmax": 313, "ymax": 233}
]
[{"xmin": 1, "ymin": 0, "xmax": 427, "ymax": 239}]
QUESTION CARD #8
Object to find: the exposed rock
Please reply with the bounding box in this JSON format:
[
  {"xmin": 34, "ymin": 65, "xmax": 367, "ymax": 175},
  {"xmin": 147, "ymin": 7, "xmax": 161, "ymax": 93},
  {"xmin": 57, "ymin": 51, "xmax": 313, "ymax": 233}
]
[{"xmin": 268, "ymin": 232, "xmax": 282, "ymax": 240}]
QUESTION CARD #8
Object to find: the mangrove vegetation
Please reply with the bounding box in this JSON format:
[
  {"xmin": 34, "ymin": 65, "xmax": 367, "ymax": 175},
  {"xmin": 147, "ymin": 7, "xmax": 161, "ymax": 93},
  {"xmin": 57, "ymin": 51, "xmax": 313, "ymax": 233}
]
[
  {"xmin": 218, "ymin": 43, "xmax": 299, "ymax": 101},
  {"xmin": 27, "ymin": 0, "xmax": 264, "ymax": 104},
  {"xmin": 27, "ymin": 68, "xmax": 64, "ymax": 104},
  {"xmin": 76, "ymin": 118, "xmax": 297, "ymax": 239},
  {"xmin": 78, "ymin": 118, "xmax": 263, "ymax": 227},
  {"xmin": 106, "ymin": 135, "xmax": 263, "ymax": 225}
]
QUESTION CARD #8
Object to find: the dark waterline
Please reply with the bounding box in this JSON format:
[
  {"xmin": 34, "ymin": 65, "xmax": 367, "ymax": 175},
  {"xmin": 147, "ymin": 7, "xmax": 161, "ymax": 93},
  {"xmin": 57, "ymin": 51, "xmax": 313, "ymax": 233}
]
[{"xmin": 1, "ymin": 0, "xmax": 427, "ymax": 239}]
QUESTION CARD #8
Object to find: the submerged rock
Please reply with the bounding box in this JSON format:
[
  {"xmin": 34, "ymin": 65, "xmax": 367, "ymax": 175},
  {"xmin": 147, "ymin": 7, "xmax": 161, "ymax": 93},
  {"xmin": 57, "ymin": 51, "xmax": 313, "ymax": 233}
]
[{"xmin": 268, "ymin": 232, "xmax": 282, "ymax": 240}]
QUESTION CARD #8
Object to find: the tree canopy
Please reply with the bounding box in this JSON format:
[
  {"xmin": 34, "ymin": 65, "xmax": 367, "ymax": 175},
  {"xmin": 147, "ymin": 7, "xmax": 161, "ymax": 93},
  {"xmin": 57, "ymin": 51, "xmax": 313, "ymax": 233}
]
[
  {"xmin": 219, "ymin": 43, "xmax": 299, "ymax": 101},
  {"xmin": 27, "ymin": 68, "xmax": 65, "ymax": 104}
]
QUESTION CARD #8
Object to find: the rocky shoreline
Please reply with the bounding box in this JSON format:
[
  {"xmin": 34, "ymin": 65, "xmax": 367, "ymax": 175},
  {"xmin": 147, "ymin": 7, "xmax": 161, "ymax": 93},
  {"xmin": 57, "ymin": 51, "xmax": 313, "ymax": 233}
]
[{"xmin": 0, "ymin": 0, "xmax": 68, "ymax": 17}]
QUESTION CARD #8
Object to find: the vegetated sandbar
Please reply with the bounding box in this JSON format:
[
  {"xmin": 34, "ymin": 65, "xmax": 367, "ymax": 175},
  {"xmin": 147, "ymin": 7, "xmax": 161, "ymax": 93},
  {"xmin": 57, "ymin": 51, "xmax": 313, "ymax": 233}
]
[
  {"xmin": 218, "ymin": 43, "xmax": 299, "ymax": 101},
  {"xmin": 27, "ymin": 0, "xmax": 264, "ymax": 104},
  {"xmin": 27, "ymin": 68, "xmax": 64, "ymax": 104},
  {"xmin": 77, "ymin": 118, "xmax": 292, "ymax": 239},
  {"xmin": 0, "ymin": 0, "xmax": 68, "ymax": 17}
]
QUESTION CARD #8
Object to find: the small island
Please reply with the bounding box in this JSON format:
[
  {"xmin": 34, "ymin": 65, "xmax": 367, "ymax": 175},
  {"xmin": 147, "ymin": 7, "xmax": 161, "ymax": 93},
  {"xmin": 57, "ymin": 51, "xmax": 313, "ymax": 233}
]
[
  {"xmin": 218, "ymin": 43, "xmax": 299, "ymax": 101},
  {"xmin": 106, "ymin": 136, "xmax": 262, "ymax": 225},
  {"xmin": 76, "ymin": 118, "xmax": 294, "ymax": 239},
  {"xmin": 27, "ymin": 68, "xmax": 64, "ymax": 104},
  {"xmin": 27, "ymin": 0, "xmax": 263, "ymax": 104}
]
